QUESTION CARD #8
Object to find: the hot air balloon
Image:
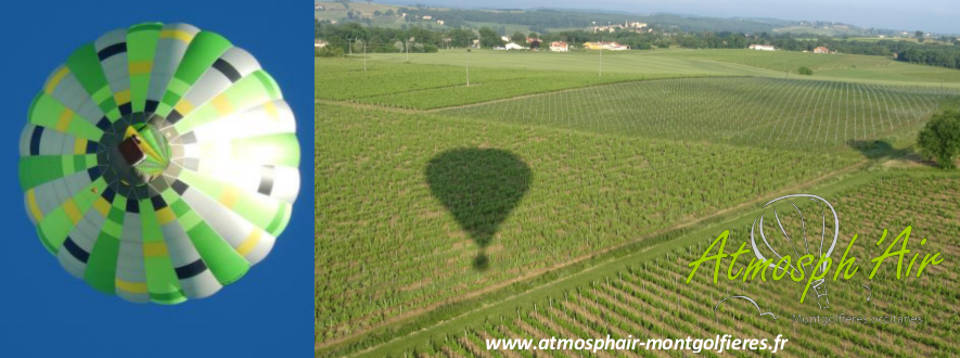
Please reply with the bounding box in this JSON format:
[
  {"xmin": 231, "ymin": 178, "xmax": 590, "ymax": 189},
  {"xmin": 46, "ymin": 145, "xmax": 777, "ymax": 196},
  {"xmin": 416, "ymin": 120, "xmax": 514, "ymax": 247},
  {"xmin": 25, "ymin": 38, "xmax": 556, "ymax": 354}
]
[
  {"xmin": 750, "ymin": 194, "xmax": 838, "ymax": 309},
  {"xmin": 19, "ymin": 22, "xmax": 299, "ymax": 304}
]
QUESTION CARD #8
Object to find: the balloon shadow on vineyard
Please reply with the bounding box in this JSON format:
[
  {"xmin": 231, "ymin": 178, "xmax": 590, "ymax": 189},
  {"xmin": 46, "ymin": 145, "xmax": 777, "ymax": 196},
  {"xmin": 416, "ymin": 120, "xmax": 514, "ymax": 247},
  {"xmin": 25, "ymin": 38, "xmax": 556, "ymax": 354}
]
[{"xmin": 426, "ymin": 148, "xmax": 531, "ymax": 271}]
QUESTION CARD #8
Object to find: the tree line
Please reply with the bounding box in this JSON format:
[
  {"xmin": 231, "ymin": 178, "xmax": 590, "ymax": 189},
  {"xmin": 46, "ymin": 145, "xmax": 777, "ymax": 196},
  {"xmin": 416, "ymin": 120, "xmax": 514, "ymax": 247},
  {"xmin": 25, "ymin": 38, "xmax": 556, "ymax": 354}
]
[{"xmin": 316, "ymin": 21, "xmax": 960, "ymax": 70}]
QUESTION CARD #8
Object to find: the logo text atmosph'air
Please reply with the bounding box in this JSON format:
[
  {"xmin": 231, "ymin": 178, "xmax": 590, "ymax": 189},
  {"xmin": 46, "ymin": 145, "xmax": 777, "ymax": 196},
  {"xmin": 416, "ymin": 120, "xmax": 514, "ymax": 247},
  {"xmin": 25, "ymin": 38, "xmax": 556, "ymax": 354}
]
[{"xmin": 685, "ymin": 194, "xmax": 945, "ymax": 311}]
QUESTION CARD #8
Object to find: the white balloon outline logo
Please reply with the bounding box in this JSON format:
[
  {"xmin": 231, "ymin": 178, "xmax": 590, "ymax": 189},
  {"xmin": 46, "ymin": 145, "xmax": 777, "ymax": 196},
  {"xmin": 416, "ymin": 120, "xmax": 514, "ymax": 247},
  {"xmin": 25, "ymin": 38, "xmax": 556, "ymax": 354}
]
[{"xmin": 750, "ymin": 194, "xmax": 839, "ymax": 309}]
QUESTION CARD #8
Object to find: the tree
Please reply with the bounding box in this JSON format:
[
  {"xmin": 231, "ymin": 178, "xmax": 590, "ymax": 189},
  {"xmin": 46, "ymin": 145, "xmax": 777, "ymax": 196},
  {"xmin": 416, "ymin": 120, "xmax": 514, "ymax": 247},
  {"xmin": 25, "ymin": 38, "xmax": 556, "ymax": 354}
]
[
  {"xmin": 917, "ymin": 110, "xmax": 960, "ymax": 169},
  {"xmin": 797, "ymin": 66, "xmax": 813, "ymax": 75},
  {"xmin": 447, "ymin": 28, "xmax": 475, "ymax": 48},
  {"xmin": 511, "ymin": 31, "xmax": 527, "ymax": 45},
  {"xmin": 478, "ymin": 27, "xmax": 504, "ymax": 48},
  {"xmin": 316, "ymin": 46, "xmax": 344, "ymax": 57}
]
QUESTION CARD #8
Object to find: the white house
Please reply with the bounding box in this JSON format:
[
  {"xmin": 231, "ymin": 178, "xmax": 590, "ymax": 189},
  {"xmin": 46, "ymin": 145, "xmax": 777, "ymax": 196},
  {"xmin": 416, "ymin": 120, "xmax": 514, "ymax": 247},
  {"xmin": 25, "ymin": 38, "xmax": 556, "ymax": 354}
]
[
  {"xmin": 748, "ymin": 44, "xmax": 775, "ymax": 51},
  {"xmin": 504, "ymin": 42, "xmax": 527, "ymax": 50},
  {"xmin": 550, "ymin": 41, "xmax": 569, "ymax": 52}
]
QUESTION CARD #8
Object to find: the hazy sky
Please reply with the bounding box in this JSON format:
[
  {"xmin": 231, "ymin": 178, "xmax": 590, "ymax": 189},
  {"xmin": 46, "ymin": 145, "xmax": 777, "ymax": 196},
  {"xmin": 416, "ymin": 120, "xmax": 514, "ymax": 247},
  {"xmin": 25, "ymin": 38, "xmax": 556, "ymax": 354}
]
[{"xmin": 382, "ymin": 0, "xmax": 959, "ymax": 34}]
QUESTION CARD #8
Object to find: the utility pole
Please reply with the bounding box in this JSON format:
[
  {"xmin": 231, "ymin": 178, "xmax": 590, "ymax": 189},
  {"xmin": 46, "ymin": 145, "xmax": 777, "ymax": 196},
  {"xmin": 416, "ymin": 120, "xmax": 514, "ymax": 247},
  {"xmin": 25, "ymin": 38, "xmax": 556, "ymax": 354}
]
[
  {"xmin": 599, "ymin": 34, "xmax": 603, "ymax": 77},
  {"xmin": 406, "ymin": 37, "xmax": 414, "ymax": 63},
  {"xmin": 362, "ymin": 40, "xmax": 367, "ymax": 72}
]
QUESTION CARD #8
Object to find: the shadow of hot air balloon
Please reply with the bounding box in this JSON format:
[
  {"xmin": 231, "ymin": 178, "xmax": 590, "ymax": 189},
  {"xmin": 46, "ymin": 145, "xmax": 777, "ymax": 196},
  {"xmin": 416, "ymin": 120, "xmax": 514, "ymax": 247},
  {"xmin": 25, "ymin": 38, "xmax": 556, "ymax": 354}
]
[{"xmin": 426, "ymin": 148, "xmax": 531, "ymax": 271}]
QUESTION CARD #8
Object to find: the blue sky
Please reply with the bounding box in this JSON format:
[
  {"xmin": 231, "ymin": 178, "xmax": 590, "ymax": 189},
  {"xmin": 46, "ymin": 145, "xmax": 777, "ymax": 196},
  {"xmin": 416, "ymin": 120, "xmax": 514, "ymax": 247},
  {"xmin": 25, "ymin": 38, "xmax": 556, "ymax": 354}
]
[
  {"xmin": 0, "ymin": 1, "xmax": 314, "ymax": 357},
  {"xmin": 384, "ymin": 0, "xmax": 960, "ymax": 34}
]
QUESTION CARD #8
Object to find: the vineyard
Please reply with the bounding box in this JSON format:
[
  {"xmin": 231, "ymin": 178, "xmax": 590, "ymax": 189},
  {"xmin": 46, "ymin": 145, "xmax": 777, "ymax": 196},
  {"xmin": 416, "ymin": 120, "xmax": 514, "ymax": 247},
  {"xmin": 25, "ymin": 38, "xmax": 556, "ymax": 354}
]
[
  {"xmin": 362, "ymin": 51, "xmax": 781, "ymax": 78},
  {"xmin": 358, "ymin": 172, "xmax": 960, "ymax": 357},
  {"xmin": 661, "ymin": 49, "xmax": 960, "ymax": 84},
  {"xmin": 317, "ymin": 49, "xmax": 960, "ymax": 357},
  {"xmin": 440, "ymin": 77, "xmax": 957, "ymax": 150},
  {"xmin": 316, "ymin": 103, "xmax": 859, "ymax": 348},
  {"xmin": 363, "ymin": 49, "xmax": 960, "ymax": 88},
  {"xmin": 316, "ymin": 58, "xmax": 658, "ymax": 109}
]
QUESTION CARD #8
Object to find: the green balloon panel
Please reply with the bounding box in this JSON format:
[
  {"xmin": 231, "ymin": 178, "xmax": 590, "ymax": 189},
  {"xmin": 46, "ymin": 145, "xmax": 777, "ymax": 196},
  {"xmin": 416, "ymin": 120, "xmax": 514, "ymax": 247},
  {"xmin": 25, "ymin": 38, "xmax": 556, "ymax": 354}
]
[{"xmin": 19, "ymin": 22, "xmax": 300, "ymax": 304}]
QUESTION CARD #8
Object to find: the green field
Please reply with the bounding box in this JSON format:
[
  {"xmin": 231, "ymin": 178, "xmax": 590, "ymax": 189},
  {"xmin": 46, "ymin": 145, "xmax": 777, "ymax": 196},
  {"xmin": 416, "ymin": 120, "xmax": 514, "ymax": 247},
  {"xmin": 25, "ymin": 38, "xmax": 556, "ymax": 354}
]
[
  {"xmin": 353, "ymin": 171, "xmax": 960, "ymax": 357},
  {"xmin": 317, "ymin": 49, "xmax": 960, "ymax": 110},
  {"xmin": 362, "ymin": 50, "xmax": 782, "ymax": 77},
  {"xmin": 316, "ymin": 103, "xmax": 858, "ymax": 347},
  {"xmin": 351, "ymin": 49, "xmax": 960, "ymax": 88},
  {"xmin": 316, "ymin": 58, "xmax": 658, "ymax": 109},
  {"xmin": 317, "ymin": 47, "xmax": 960, "ymax": 357},
  {"xmin": 663, "ymin": 49, "xmax": 960, "ymax": 84},
  {"xmin": 440, "ymin": 77, "xmax": 953, "ymax": 150}
]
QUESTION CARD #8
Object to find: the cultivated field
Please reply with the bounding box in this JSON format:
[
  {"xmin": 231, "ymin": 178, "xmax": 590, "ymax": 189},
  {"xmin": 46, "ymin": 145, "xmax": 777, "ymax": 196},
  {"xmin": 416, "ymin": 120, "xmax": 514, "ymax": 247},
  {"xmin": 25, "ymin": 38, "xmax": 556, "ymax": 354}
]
[
  {"xmin": 316, "ymin": 58, "xmax": 653, "ymax": 109},
  {"xmin": 662, "ymin": 49, "xmax": 960, "ymax": 84},
  {"xmin": 316, "ymin": 104, "xmax": 858, "ymax": 348},
  {"xmin": 317, "ymin": 48, "xmax": 960, "ymax": 357},
  {"xmin": 441, "ymin": 77, "xmax": 954, "ymax": 150},
  {"xmin": 363, "ymin": 49, "xmax": 960, "ymax": 88},
  {"xmin": 356, "ymin": 172, "xmax": 960, "ymax": 357}
]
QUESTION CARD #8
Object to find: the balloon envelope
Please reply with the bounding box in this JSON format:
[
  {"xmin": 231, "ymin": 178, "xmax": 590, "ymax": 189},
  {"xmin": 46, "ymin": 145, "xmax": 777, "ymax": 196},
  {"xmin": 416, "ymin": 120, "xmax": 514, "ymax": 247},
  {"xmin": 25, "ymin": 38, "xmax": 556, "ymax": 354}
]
[{"xmin": 19, "ymin": 22, "xmax": 300, "ymax": 304}]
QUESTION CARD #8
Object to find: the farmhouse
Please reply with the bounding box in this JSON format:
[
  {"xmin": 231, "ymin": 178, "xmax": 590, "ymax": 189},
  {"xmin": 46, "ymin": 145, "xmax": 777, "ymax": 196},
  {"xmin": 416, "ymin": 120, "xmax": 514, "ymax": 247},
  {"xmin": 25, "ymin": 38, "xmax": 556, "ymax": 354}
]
[
  {"xmin": 550, "ymin": 41, "xmax": 569, "ymax": 52},
  {"xmin": 813, "ymin": 46, "xmax": 830, "ymax": 54},
  {"xmin": 584, "ymin": 41, "xmax": 628, "ymax": 51},
  {"xmin": 315, "ymin": 39, "xmax": 327, "ymax": 48},
  {"xmin": 748, "ymin": 44, "xmax": 776, "ymax": 51},
  {"xmin": 504, "ymin": 42, "xmax": 527, "ymax": 50},
  {"xmin": 421, "ymin": 15, "xmax": 432, "ymax": 20},
  {"xmin": 436, "ymin": 19, "xmax": 444, "ymax": 25}
]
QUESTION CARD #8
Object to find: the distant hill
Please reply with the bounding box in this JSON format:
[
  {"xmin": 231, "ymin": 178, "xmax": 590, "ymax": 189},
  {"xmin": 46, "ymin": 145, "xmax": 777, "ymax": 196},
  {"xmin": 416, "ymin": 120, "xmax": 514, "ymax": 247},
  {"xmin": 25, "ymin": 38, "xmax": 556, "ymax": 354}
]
[{"xmin": 316, "ymin": 1, "xmax": 900, "ymax": 36}]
